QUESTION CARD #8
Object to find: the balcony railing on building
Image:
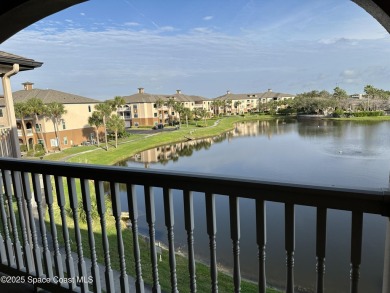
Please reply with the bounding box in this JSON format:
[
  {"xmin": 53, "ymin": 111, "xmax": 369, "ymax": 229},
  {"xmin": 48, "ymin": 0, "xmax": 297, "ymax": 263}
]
[
  {"xmin": 0, "ymin": 157, "xmax": 390, "ymax": 293},
  {"xmin": 0, "ymin": 127, "xmax": 13, "ymax": 157}
]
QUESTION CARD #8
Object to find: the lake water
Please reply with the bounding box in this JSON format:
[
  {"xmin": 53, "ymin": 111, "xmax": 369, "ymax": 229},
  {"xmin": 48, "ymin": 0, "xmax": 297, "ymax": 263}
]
[{"xmin": 116, "ymin": 119, "xmax": 390, "ymax": 292}]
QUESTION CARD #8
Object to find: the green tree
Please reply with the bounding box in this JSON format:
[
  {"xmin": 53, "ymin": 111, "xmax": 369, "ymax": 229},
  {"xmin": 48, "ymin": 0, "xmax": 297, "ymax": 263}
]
[
  {"xmin": 181, "ymin": 107, "xmax": 192, "ymax": 127},
  {"xmin": 166, "ymin": 97, "xmax": 176, "ymax": 125},
  {"xmin": 109, "ymin": 96, "xmax": 126, "ymax": 119},
  {"xmin": 88, "ymin": 111, "xmax": 103, "ymax": 147},
  {"xmin": 155, "ymin": 97, "xmax": 165, "ymax": 123},
  {"xmin": 234, "ymin": 101, "xmax": 242, "ymax": 114},
  {"xmin": 46, "ymin": 102, "xmax": 67, "ymax": 151},
  {"xmin": 95, "ymin": 101, "xmax": 112, "ymax": 150},
  {"xmin": 106, "ymin": 114, "xmax": 125, "ymax": 148},
  {"xmin": 364, "ymin": 85, "xmax": 377, "ymax": 110},
  {"xmin": 26, "ymin": 97, "xmax": 48, "ymax": 153},
  {"xmin": 333, "ymin": 87, "xmax": 348, "ymax": 100},
  {"xmin": 198, "ymin": 108, "xmax": 209, "ymax": 126},
  {"xmin": 14, "ymin": 102, "xmax": 31, "ymax": 151},
  {"xmin": 173, "ymin": 102, "xmax": 185, "ymax": 127}
]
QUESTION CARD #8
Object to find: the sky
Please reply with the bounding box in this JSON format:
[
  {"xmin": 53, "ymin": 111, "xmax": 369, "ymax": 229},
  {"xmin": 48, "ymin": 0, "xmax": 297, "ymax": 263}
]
[{"xmin": 2, "ymin": 0, "xmax": 390, "ymax": 100}]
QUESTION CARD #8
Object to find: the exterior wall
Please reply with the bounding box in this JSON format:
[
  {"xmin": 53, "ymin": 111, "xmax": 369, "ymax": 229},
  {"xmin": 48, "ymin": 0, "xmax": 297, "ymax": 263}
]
[
  {"xmin": 41, "ymin": 127, "xmax": 96, "ymax": 150},
  {"xmin": 39, "ymin": 103, "xmax": 97, "ymax": 132},
  {"xmin": 0, "ymin": 106, "xmax": 9, "ymax": 127}
]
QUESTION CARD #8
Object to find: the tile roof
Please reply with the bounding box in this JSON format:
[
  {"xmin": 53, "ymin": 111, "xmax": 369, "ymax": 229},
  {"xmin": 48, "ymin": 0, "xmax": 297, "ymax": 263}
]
[
  {"xmin": 215, "ymin": 91, "xmax": 295, "ymax": 101},
  {"xmin": 12, "ymin": 89, "xmax": 100, "ymax": 104},
  {"xmin": 122, "ymin": 92, "xmax": 209, "ymax": 104}
]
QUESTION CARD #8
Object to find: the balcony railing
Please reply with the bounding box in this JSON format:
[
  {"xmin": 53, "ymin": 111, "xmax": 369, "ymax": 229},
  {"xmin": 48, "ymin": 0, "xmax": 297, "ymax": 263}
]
[
  {"xmin": 0, "ymin": 128, "xmax": 12, "ymax": 157},
  {"xmin": 0, "ymin": 157, "xmax": 389, "ymax": 293}
]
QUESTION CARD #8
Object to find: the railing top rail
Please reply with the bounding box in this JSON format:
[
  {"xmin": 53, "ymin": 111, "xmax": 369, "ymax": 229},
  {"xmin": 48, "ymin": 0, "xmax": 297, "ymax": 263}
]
[{"xmin": 1, "ymin": 157, "xmax": 389, "ymax": 216}]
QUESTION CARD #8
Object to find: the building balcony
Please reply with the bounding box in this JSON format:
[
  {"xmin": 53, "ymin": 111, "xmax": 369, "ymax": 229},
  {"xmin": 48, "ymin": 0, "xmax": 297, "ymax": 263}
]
[
  {"xmin": 17, "ymin": 129, "xmax": 33, "ymax": 137},
  {"xmin": 0, "ymin": 157, "xmax": 389, "ymax": 293}
]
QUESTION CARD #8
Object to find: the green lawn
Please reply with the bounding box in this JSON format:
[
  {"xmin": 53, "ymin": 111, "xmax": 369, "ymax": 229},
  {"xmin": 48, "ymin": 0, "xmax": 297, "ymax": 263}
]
[{"xmin": 58, "ymin": 115, "xmax": 275, "ymax": 165}]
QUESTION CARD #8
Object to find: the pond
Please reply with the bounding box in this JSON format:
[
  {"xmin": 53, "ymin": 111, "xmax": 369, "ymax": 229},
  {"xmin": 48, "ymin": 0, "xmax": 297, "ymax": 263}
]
[{"xmin": 116, "ymin": 119, "xmax": 390, "ymax": 292}]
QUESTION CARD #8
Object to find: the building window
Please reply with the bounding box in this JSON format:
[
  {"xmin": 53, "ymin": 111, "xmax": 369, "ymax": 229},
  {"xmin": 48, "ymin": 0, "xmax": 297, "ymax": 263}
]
[
  {"xmin": 62, "ymin": 120, "xmax": 66, "ymax": 130},
  {"xmin": 134, "ymin": 122, "xmax": 139, "ymax": 127},
  {"xmin": 133, "ymin": 105, "xmax": 138, "ymax": 109},
  {"xmin": 134, "ymin": 114, "xmax": 138, "ymax": 118},
  {"xmin": 63, "ymin": 136, "xmax": 68, "ymax": 145},
  {"xmin": 0, "ymin": 108, "xmax": 3, "ymax": 117},
  {"xmin": 171, "ymin": 112, "xmax": 175, "ymax": 115},
  {"xmin": 50, "ymin": 138, "xmax": 58, "ymax": 147},
  {"xmin": 154, "ymin": 113, "xmax": 157, "ymax": 117},
  {"xmin": 88, "ymin": 105, "xmax": 92, "ymax": 112},
  {"xmin": 38, "ymin": 139, "xmax": 44, "ymax": 145},
  {"xmin": 35, "ymin": 124, "xmax": 42, "ymax": 132},
  {"xmin": 153, "ymin": 104, "xmax": 157, "ymax": 108}
]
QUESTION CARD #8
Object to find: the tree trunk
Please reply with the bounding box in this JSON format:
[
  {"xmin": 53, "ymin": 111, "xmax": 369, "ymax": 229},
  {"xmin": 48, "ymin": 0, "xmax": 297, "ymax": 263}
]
[
  {"xmin": 21, "ymin": 117, "xmax": 29, "ymax": 151},
  {"xmin": 95, "ymin": 128, "xmax": 100, "ymax": 147},
  {"xmin": 54, "ymin": 120, "xmax": 62, "ymax": 151},
  {"xmin": 35, "ymin": 114, "xmax": 48, "ymax": 153},
  {"xmin": 115, "ymin": 130, "xmax": 118, "ymax": 148},
  {"xmin": 103, "ymin": 117, "xmax": 108, "ymax": 150}
]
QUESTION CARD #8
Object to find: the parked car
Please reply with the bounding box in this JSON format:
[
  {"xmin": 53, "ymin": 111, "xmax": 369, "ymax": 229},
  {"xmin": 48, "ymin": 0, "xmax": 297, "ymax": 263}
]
[{"xmin": 152, "ymin": 123, "xmax": 164, "ymax": 130}]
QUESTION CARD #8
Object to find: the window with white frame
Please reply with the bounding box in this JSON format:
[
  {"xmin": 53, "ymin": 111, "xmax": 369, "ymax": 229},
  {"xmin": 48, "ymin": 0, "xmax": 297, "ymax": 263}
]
[{"xmin": 50, "ymin": 138, "xmax": 59, "ymax": 147}]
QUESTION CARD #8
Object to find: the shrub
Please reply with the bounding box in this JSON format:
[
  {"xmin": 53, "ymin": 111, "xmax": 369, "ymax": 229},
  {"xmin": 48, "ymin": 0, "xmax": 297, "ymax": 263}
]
[
  {"xmin": 20, "ymin": 144, "xmax": 28, "ymax": 152},
  {"xmin": 35, "ymin": 144, "xmax": 44, "ymax": 151},
  {"xmin": 333, "ymin": 108, "xmax": 344, "ymax": 118}
]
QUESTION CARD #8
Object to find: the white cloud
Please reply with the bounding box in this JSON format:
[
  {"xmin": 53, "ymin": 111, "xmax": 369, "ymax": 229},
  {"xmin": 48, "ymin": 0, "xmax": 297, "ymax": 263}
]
[
  {"xmin": 80, "ymin": 13, "xmax": 85, "ymax": 16},
  {"xmin": 2, "ymin": 13, "xmax": 390, "ymax": 99},
  {"xmin": 203, "ymin": 16, "xmax": 213, "ymax": 21},
  {"xmin": 124, "ymin": 22, "xmax": 140, "ymax": 27}
]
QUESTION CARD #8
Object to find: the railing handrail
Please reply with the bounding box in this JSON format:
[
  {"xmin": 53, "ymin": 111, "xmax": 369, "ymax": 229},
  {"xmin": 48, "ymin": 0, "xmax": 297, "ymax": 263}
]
[{"xmin": 1, "ymin": 157, "xmax": 389, "ymax": 216}]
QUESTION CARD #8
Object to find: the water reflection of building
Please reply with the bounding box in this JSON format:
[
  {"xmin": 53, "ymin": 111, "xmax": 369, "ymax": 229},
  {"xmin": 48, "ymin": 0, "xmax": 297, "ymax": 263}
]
[
  {"xmin": 131, "ymin": 138, "xmax": 214, "ymax": 164},
  {"xmin": 231, "ymin": 119, "xmax": 295, "ymax": 139}
]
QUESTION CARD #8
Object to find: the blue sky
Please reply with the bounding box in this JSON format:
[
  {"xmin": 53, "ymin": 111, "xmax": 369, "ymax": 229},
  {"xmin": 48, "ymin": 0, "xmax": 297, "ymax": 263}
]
[{"xmin": 2, "ymin": 0, "xmax": 390, "ymax": 100}]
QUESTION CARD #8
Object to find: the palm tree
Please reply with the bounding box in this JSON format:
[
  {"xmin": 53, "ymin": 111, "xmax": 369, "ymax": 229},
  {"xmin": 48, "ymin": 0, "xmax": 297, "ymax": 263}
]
[
  {"xmin": 109, "ymin": 96, "xmax": 126, "ymax": 119},
  {"xmin": 46, "ymin": 102, "xmax": 67, "ymax": 151},
  {"xmin": 211, "ymin": 100, "xmax": 219, "ymax": 116},
  {"xmin": 155, "ymin": 97, "xmax": 165, "ymax": 123},
  {"xmin": 88, "ymin": 112, "xmax": 103, "ymax": 147},
  {"xmin": 166, "ymin": 97, "xmax": 176, "ymax": 125},
  {"xmin": 95, "ymin": 101, "xmax": 113, "ymax": 150},
  {"xmin": 14, "ymin": 102, "xmax": 31, "ymax": 151},
  {"xmin": 106, "ymin": 114, "xmax": 125, "ymax": 148},
  {"xmin": 26, "ymin": 97, "xmax": 48, "ymax": 153},
  {"xmin": 173, "ymin": 102, "xmax": 185, "ymax": 127},
  {"xmin": 199, "ymin": 108, "xmax": 209, "ymax": 126},
  {"xmin": 225, "ymin": 100, "xmax": 232, "ymax": 115},
  {"xmin": 182, "ymin": 107, "xmax": 192, "ymax": 127},
  {"xmin": 192, "ymin": 108, "xmax": 201, "ymax": 126},
  {"xmin": 234, "ymin": 101, "xmax": 242, "ymax": 115}
]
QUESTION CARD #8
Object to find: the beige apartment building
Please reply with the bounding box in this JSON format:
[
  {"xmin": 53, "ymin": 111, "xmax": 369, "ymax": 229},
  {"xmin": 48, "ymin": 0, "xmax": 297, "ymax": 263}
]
[
  {"xmin": 215, "ymin": 89, "xmax": 295, "ymax": 114},
  {"xmin": 0, "ymin": 97, "xmax": 9, "ymax": 128},
  {"xmin": 119, "ymin": 88, "xmax": 212, "ymax": 127},
  {"xmin": 13, "ymin": 82, "xmax": 100, "ymax": 151}
]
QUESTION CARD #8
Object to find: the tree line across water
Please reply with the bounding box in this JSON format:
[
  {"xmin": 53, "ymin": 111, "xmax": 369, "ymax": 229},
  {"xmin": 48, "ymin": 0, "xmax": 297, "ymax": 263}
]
[{"xmin": 274, "ymin": 85, "xmax": 390, "ymax": 116}]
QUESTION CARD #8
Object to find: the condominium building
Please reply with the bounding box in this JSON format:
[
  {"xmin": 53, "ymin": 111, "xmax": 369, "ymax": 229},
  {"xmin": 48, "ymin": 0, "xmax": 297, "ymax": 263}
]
[
  {"xmin": 13, "ymin": 82, "xmax": 100, "ymax": 151},
  {"xmin": 215, "ymin": 89, "xmax": 295, "ymax": 114},
  {"xmin": 119, "ymin": 88, "xmax": 212, "ymax": 127}
]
